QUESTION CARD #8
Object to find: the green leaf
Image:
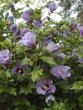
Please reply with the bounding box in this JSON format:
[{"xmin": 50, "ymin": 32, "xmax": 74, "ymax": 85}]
[
  {"xmin": 56, "ymin": 80, "xmax": 71, "ymax": 90},
  {"xmin": 5, "ymin": 69, "xmax": 11, "ymax": 78},
  {"xmin": 14, "ymin": 99, "xmax": 30, "ymax": 106},
  {"xmin": 0, "ymin": 87, "xmax": 5, "ymax": 93},
  {"xmin": 71, "ymin": 81, "xmax": 83, "ymax": 90},
  {"xmin": 7, "ymin": 88, "xmax": 16, "ymax": 96},
  {"xmin": 20, "ymin": 57, "xmax": 34, "ymax": 66},
  {"xmin": 40, "ymin": 56, "xmax": 55, "ymax": 65},
  {"xmin": 30, "ymin": 67, "xmax": 43, "ymax": 82},
  {"xmin": 19, "ymin": 87, "xmax": 32, "ymax": 94}
]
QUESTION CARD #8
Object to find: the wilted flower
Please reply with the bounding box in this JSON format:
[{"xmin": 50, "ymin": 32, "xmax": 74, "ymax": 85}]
[
  {"xmin": 7, "ymin": 16, "xmax": 14, "ymax": 24},
  {"xmin": 5, "ymin": 12, "xmax": 9, "ymax": 19},
  {"xmin": 0, "ymin": 49, "xmax": 10, "ymax": 66},
  {"xmin": 78, "ymin": 57, "xmax": 83, "ymax": 63},
  {"xmin": 45, "ymin": 94, "xmax": 55, "ymax": 106},
  {"xmin": 47, "ymin": 42, "xmax": 60, "ymax": 53},
  {"xmin": 35, "ymin": 78, "xmax": 56, "ymax": 95},
  {"xmin": 62, "ymin": 31, "xmax": 71, "ymax": 37},
  {"xmin": 69, "ymin": 23, "xmax": 78, "ymax": 31},
  {"xmin": 51, "ymin": 65, "xmax": 71, "ymax": 80},
  {"xmin": 79, "ymin": 26, "xmax": 83, "ymax": 36},
  {"xmin": 22, "ymin": 10, "xmax": 31, "ymax": 22},
  {"xmin": 48, "ymin": 2, "xmax": 57, "ymax": 12},
  {"xmin": 18, "ymin": 32, "xmax": 36, "ymax": 48},
  {"xmin": 10, "ymin": 24, "xmax": 18, "ymax": 34},
  {"xmin": 56, "ymin": 53, "xmax": 66, "ymax": 59},
  {"xmin": 41, "ymin": 36, "xmax": 52, "ymax": 46},
  {"xmin": 69, "ymin": 49, "xmax": 76, "ymax": 58},
  {"xmin": 51, "ymin": 30, "xmax": 59, "ymax": 36},
  {"xmin": 9, "ymin": 3, "xmax": 15, "ymax": 12},
  {"xmin": 32, "ymin": 19, "xmax": 42, "ymax": 28},
  {"xmin": 17, "ymin": 28, "xmax": 28, "ymax": 38}
]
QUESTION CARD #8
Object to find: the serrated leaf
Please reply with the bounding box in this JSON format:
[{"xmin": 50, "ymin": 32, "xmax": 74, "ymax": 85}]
[
  {"xmin": 5, "ymin": 69, "xmax": 11, "ymax": 78},
  {"xmin": 71, "ymin": 81, "xmax": 83, "ymax": 90},
  {"xmin": 20, "ymin": 57, "xmax": 33, "ymax": 66},
  {"xmin": 30, "ymin": 67, "xmax": 43, "ymax": 82},
  {"xmin": 41, "ymin": 56, "xmax": 55, "ymax": 65},
  {"xmin": 7, "ymin": 88, "xmax": 16, "ymax": 96},
  {"xmin": 19, "ymin": 87, "xmax": 32, "ymax": 94}
]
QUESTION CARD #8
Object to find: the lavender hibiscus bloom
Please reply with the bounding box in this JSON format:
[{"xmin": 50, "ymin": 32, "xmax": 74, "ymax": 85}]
[
  {"xmin": 48, "ymin": 2, "xmax": 57, "ymax": 12},
  {"xmin": 56, "ymin": 53, "xmax": 66, "ymax": 59},
  {"xmin": 46, "ymin": 42, "xmax": 60, "ymax": 53},
  {"xmin": 18, "ymin": 32, "xmax": 36, "ymax": 48},
  {"xmin": 51, "ymin": 65, "xmax": 71, "ymax": 80},
  {"xmin": 11, "ymin": 65, "xmax": 26, "ymax": 75},
  {"xmin": 79, "ymin": 26, "xmax": 83, "ymax": 36},
  {"xmin": 17, "ymin": 28, "xmax": 28, "ymax": 38},
  {"xmin": 10, "ymin": 24, "xmax": 18, "ymax": 34},
  {"xmin": 45, "ymin": 94, "xmax": 55, "ymax": 106},
  {"xmin": 22, "ymin": 10, "xmax": 31, "ymax": 22},
  {"xmin": 0, "ymin": 49, "xmax": 10, "ymax": 66},
  {"xmin": 32, "ymin": 19, "xmax": 42, "ymax": 28},
  {"xmin": 35, "ymin": 78, "xmax": 56, "ymax": 95}
]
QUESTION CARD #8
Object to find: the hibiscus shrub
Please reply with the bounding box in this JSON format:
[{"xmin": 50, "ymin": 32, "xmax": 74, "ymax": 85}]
[{"xmin": 0, "ymin": 1, "xmax": 83, "ymax": 110}]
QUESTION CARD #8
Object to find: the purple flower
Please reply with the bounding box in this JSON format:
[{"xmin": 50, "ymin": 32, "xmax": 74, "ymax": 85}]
[
  {"xmin": 46, "ymin": 42, "xmax": 60, "ymax": 53},
  {"xmin": 62, "ymin": 31, "xmax": 71, "ymax": 37},
  {"xmin": 7, "ymin": 16, "xmax": 14, "ymax": 24},
  {"xmin": 79, "ymin": 26, "xmax": 83, "ymax": 36},
  {"xmin": 45, "ymin": 94, "xmax": 55, "ymax": 106},
  {"xmin": 51, "ymin": 65, "xmax": 71, "ymax": 80},
  {"xmin": 69, "ymin": 23, "xmax": 78, "ymax": 31},
  {"xmin": 17, "ymin": 28, "xmax": 28, "ymax": 38},
  {"xmin": 69, "ymin": 49, "xmax": 76, "ymax": 58},
  {"xmin": 56, "ymin": 53, "xmax": 66, "ymax": 59},
  {"xmin": 41, "ymin": 37, "xmax": 52, "ymax": 46},
  {"xmin": 78, "ymin": 57, "xmax": 83, "ymax": 63},
  {"xmin": 35, "ymin": 78, "xmax": 56, "ymax": 95},
  {"xmin": 51, "ymin": 30, "xmax": 59, "ymax": 36},
  {"xmin": 11, "ymin": 65, "xmax": 26, "ymax": 75},
  {"xmin": 32, "ymin": 19, "xmax": 42, "ymax": 28},
  {"xmin": 48, "ymin": 2, "xmax": 57, "ymax": 12},
  {"xmin": 22, "ymin": 10, "xmax": 31, "ymax": 22},
  {"xmin": 0, "ymin": 49, "xmax": 10, "ymax": 66},
  {"xmin": 18, "ymin": 32, "xmax": 36, "ymax": 48},
  {"xmin": 10, "ymin": 24, "xmax": 18, "ymax": 34}
]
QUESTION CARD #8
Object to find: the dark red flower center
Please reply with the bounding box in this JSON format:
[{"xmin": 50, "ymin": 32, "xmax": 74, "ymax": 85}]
[{"xmin": 16, "ymin": 67, "xmax": 24, "ymax": 74}]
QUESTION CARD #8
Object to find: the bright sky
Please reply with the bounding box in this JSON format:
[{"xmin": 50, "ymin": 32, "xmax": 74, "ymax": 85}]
[
  {"xmin": 15, "ymin": 0, "xmax": 62, "ymax": 23},
  {"xmin": 4, "ymin": 0, "xmax": 77, "ymax": 24}
]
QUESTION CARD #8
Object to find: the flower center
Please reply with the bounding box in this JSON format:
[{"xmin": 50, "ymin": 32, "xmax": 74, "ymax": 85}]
[
  {"xmin": 16, "ymin": 67, "xmax": 23, "ymax": 74},
  {"xmin": 43, "ymin": 84, "xmax": 49, "ymax": 90},
  {"xmin": 58, "ymin": 71, "xmax": 62, "ymax": 74}
]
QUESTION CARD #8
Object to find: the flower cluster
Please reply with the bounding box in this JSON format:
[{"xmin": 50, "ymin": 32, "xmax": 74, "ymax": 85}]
[{"xmin": 0, "ymin": 1, "xmax": 83, "ymax": 109}]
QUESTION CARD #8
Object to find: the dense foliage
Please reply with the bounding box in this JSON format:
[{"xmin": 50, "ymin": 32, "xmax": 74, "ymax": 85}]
[{"xmin": 0, "ymin": 1, "xmax": 83, "ymax": 110}]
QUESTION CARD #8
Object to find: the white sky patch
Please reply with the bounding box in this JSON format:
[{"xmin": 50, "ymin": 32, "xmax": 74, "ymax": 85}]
[{"xmin": 50, "ymin": 13, "xmax": 62, "ymax": 22}]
